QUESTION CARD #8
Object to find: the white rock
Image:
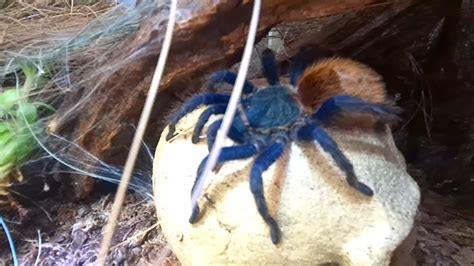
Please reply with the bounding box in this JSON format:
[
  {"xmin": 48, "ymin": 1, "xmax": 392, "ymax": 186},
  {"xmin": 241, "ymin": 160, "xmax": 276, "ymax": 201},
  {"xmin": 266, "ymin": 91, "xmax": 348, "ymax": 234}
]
[{"xmin": 153, "ymin": 108, "xmax": 420, "ymax": 266}]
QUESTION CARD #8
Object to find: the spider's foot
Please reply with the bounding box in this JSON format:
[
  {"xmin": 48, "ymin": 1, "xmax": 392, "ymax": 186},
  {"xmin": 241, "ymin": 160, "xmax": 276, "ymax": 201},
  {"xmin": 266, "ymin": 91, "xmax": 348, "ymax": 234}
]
[
  {"xmin": 213, "ymin": 163, "xmax": 223, "ymax": 173},
  {"xmin": 191, "ymin": 133, "xmax": 200, "ymax": 144},
  {"xmin": 380, "ymin": 112, "xmax": 403, "ymax": 125},
  {"xmin": 355, "ymin": 181, "xmax": 374, "ymax": 197},
  {"xmin": 189, "ymin": 205, "xmax": 201, "ymax": 224},
  {"xmin": 166, "ymin": 124, "xmax": 177, "ymax": 141},
  {"xmin": 374, "ymin": 121, "xmax": 386, "ymax": 133},
  {"xmin": 268, "ymin": 219, "xmax": 282, "ymax": 244}
]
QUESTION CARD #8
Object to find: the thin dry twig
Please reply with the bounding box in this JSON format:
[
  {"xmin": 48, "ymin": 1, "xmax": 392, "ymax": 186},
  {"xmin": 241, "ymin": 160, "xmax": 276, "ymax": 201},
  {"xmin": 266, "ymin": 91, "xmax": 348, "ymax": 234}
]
[
  {"xmin": 109, "ymin": 223, "xmax": 159, "ymax": 250},
  {"xmin": 97, "ymin": 0, "xmax": 178, "ymax": 264},
  {"xmin": 8, "ymin": 190, "xmax": 53, "ymax": 222},
  {"xmin": 33, "ymin": 230, "xmax": 42, "ymax": 266},
  {"xmin": 399, "ymin": 52, "xmax": 434, "ymax": 139}
]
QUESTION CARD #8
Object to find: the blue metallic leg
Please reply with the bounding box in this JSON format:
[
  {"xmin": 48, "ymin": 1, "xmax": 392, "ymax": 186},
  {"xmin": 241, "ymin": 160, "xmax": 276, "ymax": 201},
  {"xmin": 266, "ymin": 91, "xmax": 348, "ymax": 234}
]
[
  {"xmin": 192, "ymin": 104, "xmax": 227, "ymax": 144},
  {"xmin": 206, "ymin": 120, "xmax": 222, "ymax": 151},
  {"xmin": 166, "ymin": 93, "xmax": 230, "ymax": 141},
  {"xmin": 260, "ymin": 48, "xmax": 280, "ymax": 85},
  {"xmin": 289, "ymin": 46, "xmax": 334, "ymax": 86},
  {"xmin": 290, "ymin": 48, "xmax": 313, "ymax": 86},
  {"xmin": 189, "ymin": 143, "xmax": 259, "ymax": 223},
  {"xmin": 205, "ymin": 119, "xmax": 247, "ymax": 175},
  {"xmin": 290, "ymin": 62, "xmax": 305, "ymax": 87},
  {"xmin": 297, "ymin": 124, "xmax": 374, "ymax": 196},
  {"xmin": 208, "ymin": 70, "xmax": 256, "ymax": 94},
  {"xmin": 313, "ymin": 95, "xmax": 402, "ymax": 124},
  {"xmin": 250, "ymin": 140, "xmax": 287, "ymax": 244},
  {"xmin": 206, "ymin": 119, "xmax": 246, "ymax": 151}
]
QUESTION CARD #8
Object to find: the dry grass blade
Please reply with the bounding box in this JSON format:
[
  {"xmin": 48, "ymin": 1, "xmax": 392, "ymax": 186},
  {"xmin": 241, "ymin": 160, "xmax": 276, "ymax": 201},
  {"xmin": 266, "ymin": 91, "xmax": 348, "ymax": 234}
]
[
  {"xmin": 0, "ymin": 1, "xmax": 110, "ymax": 54},
  {"xmin": 190, "ymin": 0, "xmax": 262, "ymax": 216},
  {"xmin": 34, "ymin": 229, "xmax": 42, "ymax": 266},
  {"xmin": 97, "ymin": 0, "xmax": 178, "ymax": 264},
  {"xmin": 399, "ymin": 52, "xmax": 434, "ymax": 139},
  {"xmin": 9, "ymin": 190, "xmax": 53, "ymax": 222}
]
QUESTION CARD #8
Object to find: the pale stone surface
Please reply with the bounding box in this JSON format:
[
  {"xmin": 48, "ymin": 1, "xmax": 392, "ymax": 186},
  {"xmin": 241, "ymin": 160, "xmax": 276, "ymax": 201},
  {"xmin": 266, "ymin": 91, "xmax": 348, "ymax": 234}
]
[{"xmin": 153, "ymin": 108, "xmax": 420, "ymax": 266}]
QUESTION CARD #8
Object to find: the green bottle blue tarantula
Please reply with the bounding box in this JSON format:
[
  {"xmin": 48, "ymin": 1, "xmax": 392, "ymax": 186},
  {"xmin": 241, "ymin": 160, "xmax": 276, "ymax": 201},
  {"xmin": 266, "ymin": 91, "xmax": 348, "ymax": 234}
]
[{"xmin": 166, "ymin": 48, "xmax": 402, "ymax": 244}]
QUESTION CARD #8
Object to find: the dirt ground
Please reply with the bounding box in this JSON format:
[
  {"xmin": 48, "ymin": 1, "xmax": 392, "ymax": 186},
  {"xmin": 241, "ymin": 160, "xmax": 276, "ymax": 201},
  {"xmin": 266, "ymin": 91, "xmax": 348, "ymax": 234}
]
[
  {"xmin": 0, "ymin": 178, "xmax": 472, "ymax": 265},
  {"xmin": 1, "ymin": 191, "xmax": 180, "ymax": 265}
]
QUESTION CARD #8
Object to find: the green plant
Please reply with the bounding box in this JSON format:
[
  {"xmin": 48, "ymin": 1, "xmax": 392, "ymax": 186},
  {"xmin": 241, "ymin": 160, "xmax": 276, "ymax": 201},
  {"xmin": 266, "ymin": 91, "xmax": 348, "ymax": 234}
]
[{"xmin": 0, "ymin": 63, "xmax": 54, "ymax": 199}]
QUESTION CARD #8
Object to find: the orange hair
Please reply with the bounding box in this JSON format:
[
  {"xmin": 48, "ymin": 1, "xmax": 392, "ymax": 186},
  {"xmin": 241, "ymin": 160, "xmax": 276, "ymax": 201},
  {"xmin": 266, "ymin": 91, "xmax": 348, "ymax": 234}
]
[{"xmin": 297, "ymin": 57, "xmax": 387, "ymax": 112}]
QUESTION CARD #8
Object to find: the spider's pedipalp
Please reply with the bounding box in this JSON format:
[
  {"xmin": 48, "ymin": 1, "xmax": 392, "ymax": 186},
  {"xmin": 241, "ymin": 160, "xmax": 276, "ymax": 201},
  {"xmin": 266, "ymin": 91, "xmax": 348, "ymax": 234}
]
[
  {"xmin": 189, "ymin": 143, "xmax": 259, "ymax": 224},
  {"xmin": 313, "ymin": 95, "xmax": 403, "ymax": 125},
  {"xmin": 208, "ymin": 70, "xmax": 256, "ymax": 94},
  {"xmin": 166, "ymin": 93, "xmax": 230, "ymax": 141},
  {"xmin": 297, "ymin": 124, "xmax": 374, "ymax": 197},
  {"xmin": 250, "ymin": 140, "xmax": 287, "ymax": 244},
  {"xmin": 261, "ymin": 48, "xmax": 280, "ymax": 86},
  {"xmin": 192, "ymin": 104, "xmax": 227, "ymax": 144}
]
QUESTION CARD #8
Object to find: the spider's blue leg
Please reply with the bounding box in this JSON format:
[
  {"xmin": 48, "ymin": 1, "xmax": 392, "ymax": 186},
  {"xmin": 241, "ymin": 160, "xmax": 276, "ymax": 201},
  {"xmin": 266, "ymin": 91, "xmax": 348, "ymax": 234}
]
[
  {"xmin": 208, "ymin": 71, "xmax": 256, "ymax": 94},
  {"xmin": 206, "ymin": 119, "xmax": 222, "ymax": 151},
  {"xmin": 192, "ymin": 104, "xmax": 227, "ymax": 144},
  {"xmin": 290, "ymin": 61, "xmax": 305, "ymax": 87},
  {"xmin": 205, "ymin": 119, "xmax": 248, "ymax": 175},
  {"xmin": 206, "ymin": 119, "xmax": 246, "ymax": 151},
  {"xmin": 313, "ymin": 95, "xmax": 402, "ymax": 124},
  {"xmin": 261, "ymin": 48, "xmax": 280, "ymax": 85},
  {"xmin": 166, "ymin": 93, "xmax": 230, "ymax": 141},
  {"xmin": 290, "ymin": 46, "xmax": 335, "ymax": 86},
  {"xmin": 189, "ymin": 143, "xmax": 259, "ymax": 223},
  {"xmin": 290, "ymin": 48, "xmax": 314, "ymax": 86},
  {"xmin": 250, "ymin": 139, "xmax": 287, "ymax": 244},
  {"xmin": 296, "ymin": 124, "xmax": 374, "ymax": 197}
]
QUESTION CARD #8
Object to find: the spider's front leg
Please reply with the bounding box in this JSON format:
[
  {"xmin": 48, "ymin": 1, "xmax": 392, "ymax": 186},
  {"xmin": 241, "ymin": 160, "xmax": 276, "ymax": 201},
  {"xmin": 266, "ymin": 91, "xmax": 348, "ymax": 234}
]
[
  {"xmin": 208, "ymin": 71, "xmax": 256, "ymax": 94},
  {"xmin": 249, "ymin": 138, "xmax": 287, "ymax": 244},
  {"xmin": 260, "ymin": 48, "xmax": 280, "ymax": 86},
  {"xmin": 192, "ymin": 104, "xmax": 227, "ymax": 144},
  {"xmin": 313, "ymin": 95, "xmax": 402, "ymax": 125},
  {"xmin": 166, "ymin": 93, "xmax": 230, "ymax": 141},
  {"xmin": 189, "ymin": 143, "xmax": 259, "ymax": 223},
  {"xmin": 289, "ymin": 46, "xmax": 335, "ymax": 86},
  {"xmin": 200, "ymin": 119, "xmax": 249, "ymax": 176},
  {"xmin": 205, "ymin": 119, "xmax": 247, "ymax": 151},
  {"xmin": 296, "ymin": 124, "xmax": 374, "ymax": 197},
  {"xmin": 206, "ymin": 120, "xmax": 222, "ymax": 151}
]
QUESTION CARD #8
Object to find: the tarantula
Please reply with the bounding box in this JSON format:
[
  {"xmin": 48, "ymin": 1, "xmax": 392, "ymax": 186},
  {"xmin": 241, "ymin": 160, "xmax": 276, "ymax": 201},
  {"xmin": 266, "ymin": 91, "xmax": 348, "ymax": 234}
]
[{"xmin": 166, "ymin": 48, "xmax": 401, "ymax": 244}]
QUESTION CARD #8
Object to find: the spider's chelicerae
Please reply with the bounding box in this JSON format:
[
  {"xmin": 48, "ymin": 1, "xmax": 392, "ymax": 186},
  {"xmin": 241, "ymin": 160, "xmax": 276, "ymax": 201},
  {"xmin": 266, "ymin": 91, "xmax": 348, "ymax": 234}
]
[{"xmin": 166, "ymin": 48, "xmax": 402, "ymax": 244}]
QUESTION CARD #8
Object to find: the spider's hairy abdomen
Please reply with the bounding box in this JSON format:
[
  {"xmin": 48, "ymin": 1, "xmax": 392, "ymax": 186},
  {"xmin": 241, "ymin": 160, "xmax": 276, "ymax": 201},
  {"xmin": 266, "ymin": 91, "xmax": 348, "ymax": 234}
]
[
  {"xmin": 297, "ymin": 57, "xmax": 386, "ymax": 111},
  {"xmin": 243, "ymin": 85, "xmax": 300, "ymax": 129}
]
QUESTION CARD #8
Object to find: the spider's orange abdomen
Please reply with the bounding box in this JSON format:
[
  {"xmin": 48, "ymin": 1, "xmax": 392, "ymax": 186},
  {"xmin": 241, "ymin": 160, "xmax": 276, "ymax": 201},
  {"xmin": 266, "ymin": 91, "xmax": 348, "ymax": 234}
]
[{"xmin": 297, "ymin": 57, "xmax": 387, "ymax": 112}]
